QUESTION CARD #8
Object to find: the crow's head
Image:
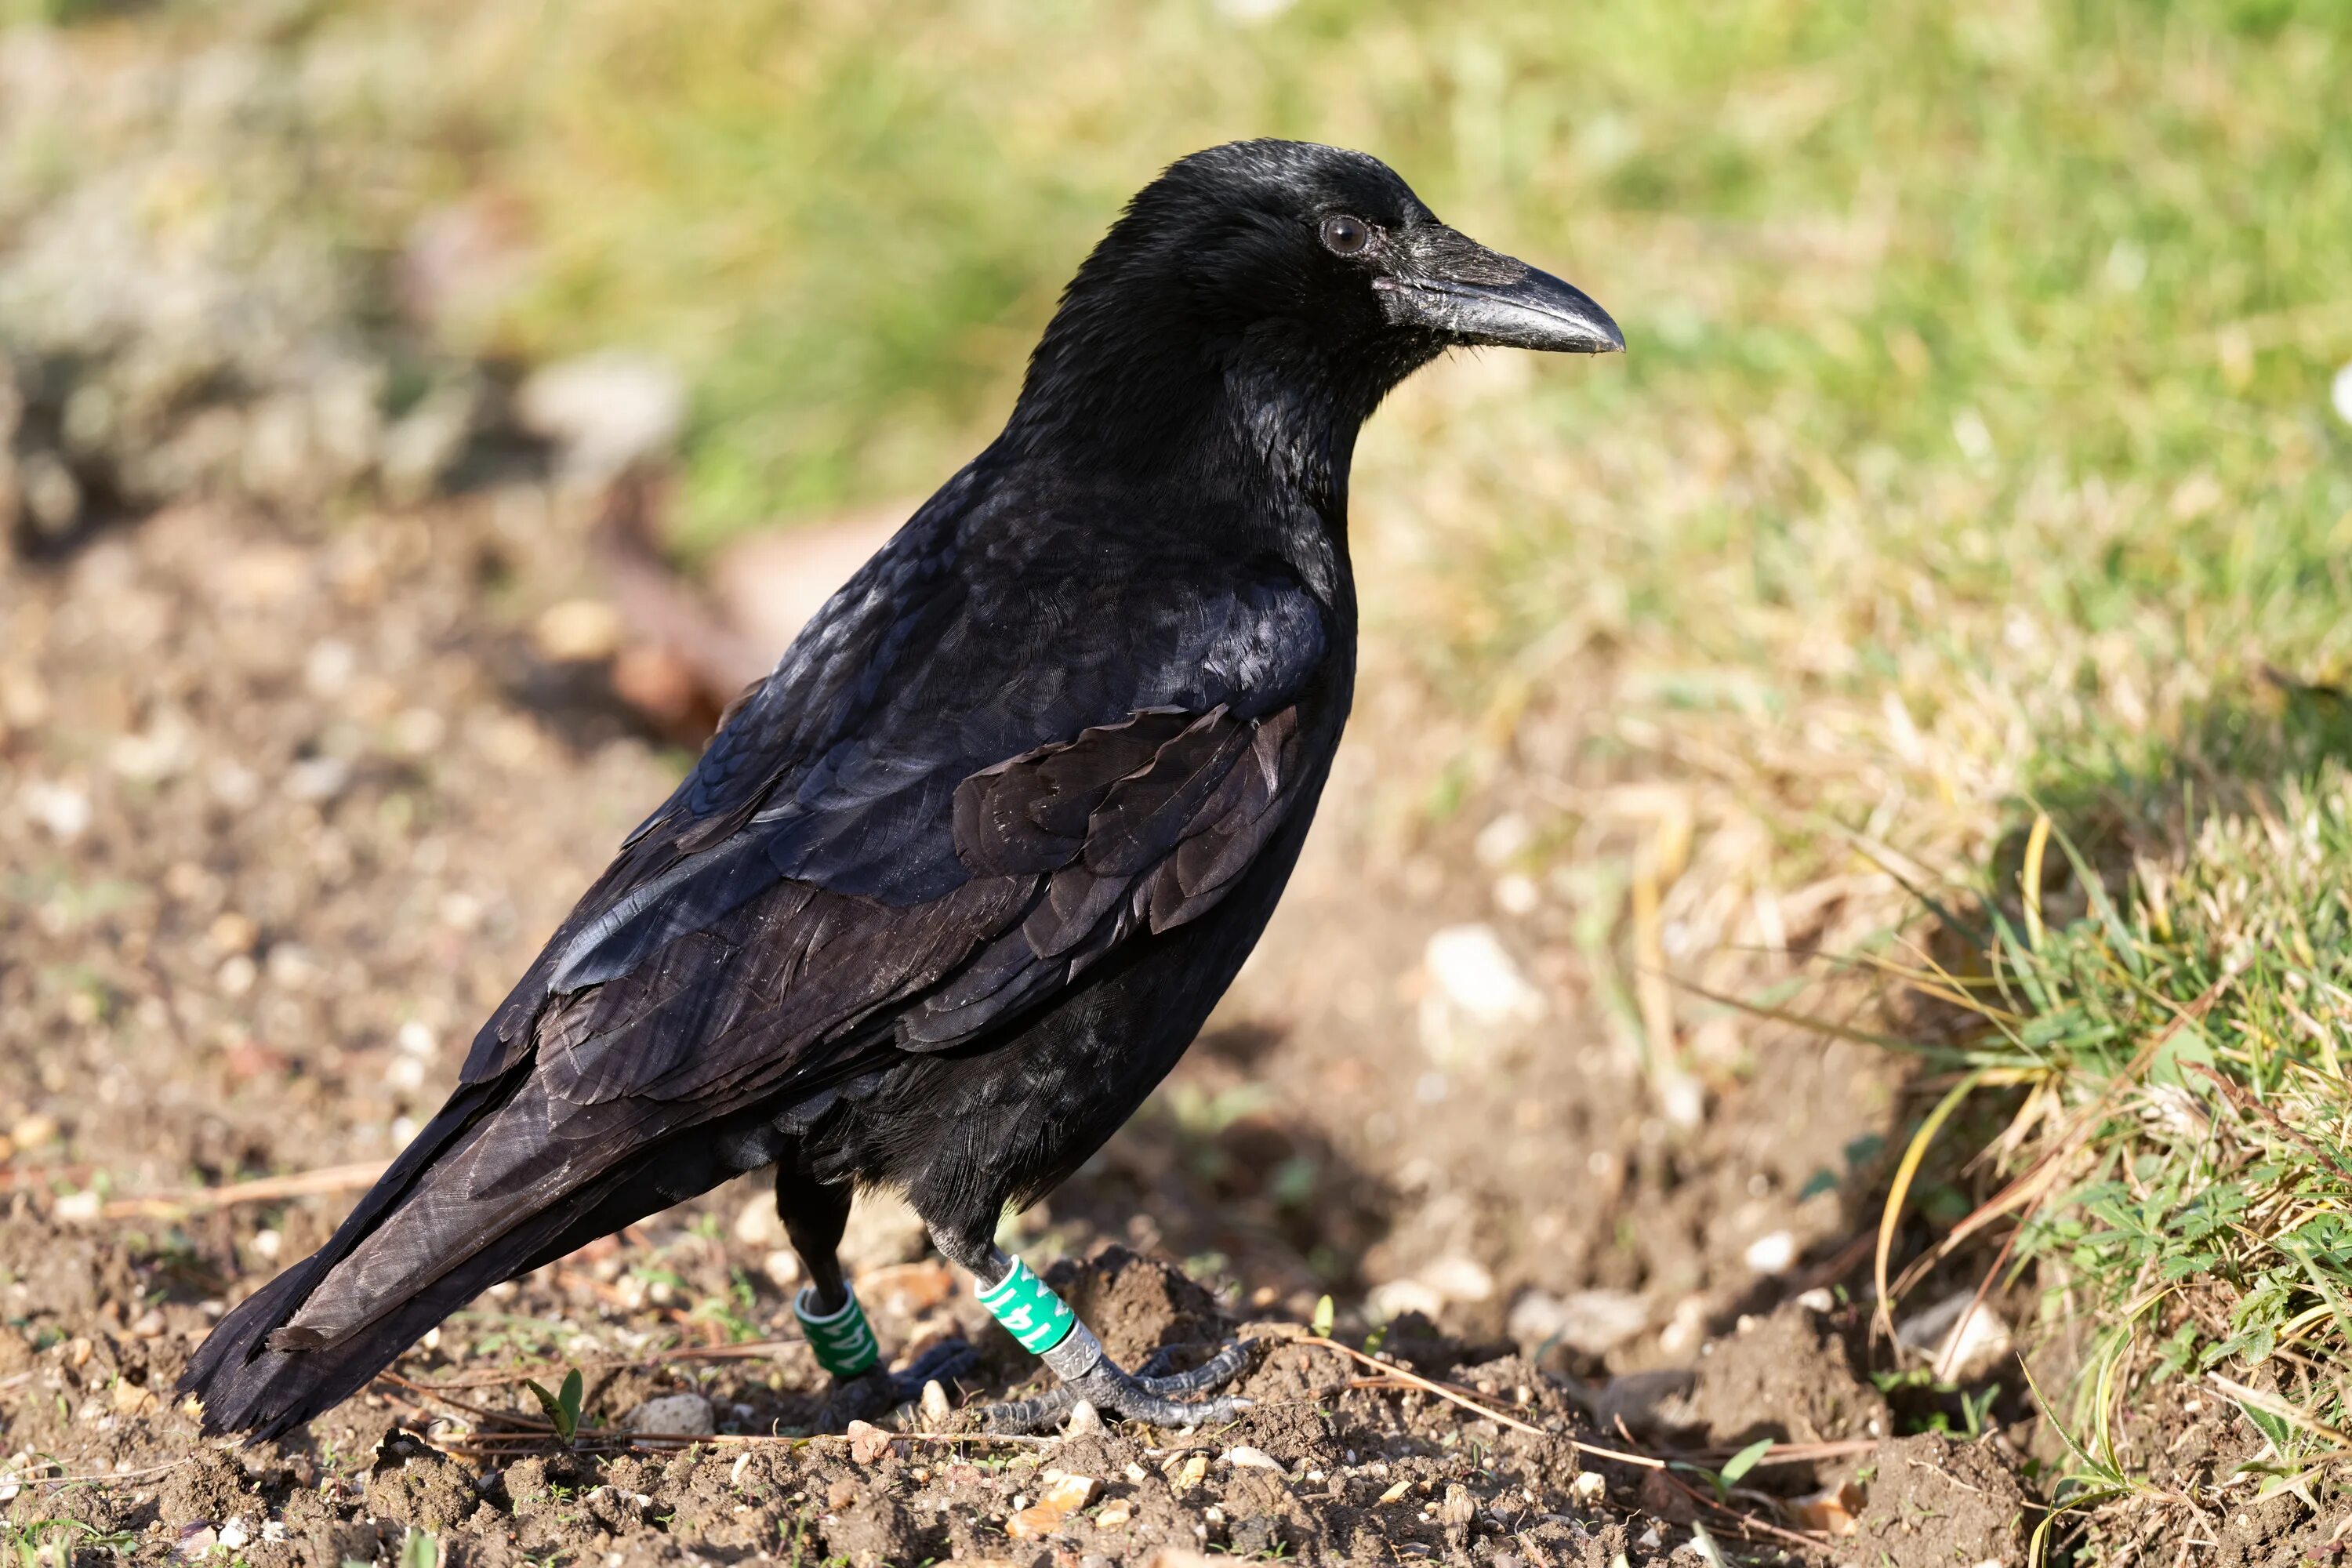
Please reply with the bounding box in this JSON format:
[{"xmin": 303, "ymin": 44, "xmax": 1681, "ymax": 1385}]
[{"xmin": 1010, "ymin": 140, "xmax": 1619, "ymax": 478}]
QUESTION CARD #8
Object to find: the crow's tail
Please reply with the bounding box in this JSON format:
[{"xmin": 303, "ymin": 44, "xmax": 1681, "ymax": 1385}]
[
  {"xmin": 178, "ymin": 1075, "xmax": 781, "ymax": 1442},
  {"xmin": 176, "ymin": 1079, "xmax": 530, "ymax": 1441},
  {"xmin": 176, "ymin": 1235, "xmax": 518, "ymax": 1442}
]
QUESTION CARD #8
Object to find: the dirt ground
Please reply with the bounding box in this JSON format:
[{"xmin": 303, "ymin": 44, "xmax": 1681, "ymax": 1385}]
[{"xmin": 0, "ymin": 477, "xmax": 2220, "ymax": 1566}]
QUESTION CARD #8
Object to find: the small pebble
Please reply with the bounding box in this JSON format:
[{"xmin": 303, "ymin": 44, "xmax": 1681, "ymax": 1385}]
[
  {"xmin": 1063, "ymin": 1396, "xmax": 1103, "ymax": 1436},
  {"xmin": 1744, "ymin": 1230, "xmax": 1798, "ymax": 1275},
  {"xmin": 624, "ymin": 1392, "xmax": 714, "ymax": 1436}
]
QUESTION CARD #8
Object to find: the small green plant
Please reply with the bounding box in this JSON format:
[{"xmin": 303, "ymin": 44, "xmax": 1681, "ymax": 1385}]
[
  {"xmin": 524, "ymin": 1367, "xmax": 586, "ymax": 1445},
  {"xmin": 1309, "ymin": 1294, "xmax": 1334, "ymax": 1338},
  {"xmin": 1, "ymin": 1519, "xmax": 139, "ymax": 1568},
  {"xmin": 399, "ymin": 1529, "xmax": 441, "ymax": 1568},
  {"xmin": 690, "ymin": 1270, "xmax": 764, "ymax": 1343},
  {"xmin": 1670, "ymin": 1436, "xmax": 1773, "ymax": 1505}
]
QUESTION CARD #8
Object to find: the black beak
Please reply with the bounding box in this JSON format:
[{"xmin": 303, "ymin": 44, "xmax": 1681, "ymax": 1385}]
[{"xmin": 1376, "ymin": 227, "xmax": 1624, "ymax": 355}]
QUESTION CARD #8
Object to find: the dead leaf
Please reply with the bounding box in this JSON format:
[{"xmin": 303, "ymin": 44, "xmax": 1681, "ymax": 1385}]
[
  {"xmin": 1167, "ymin": 1452, "xmax": 1209, "ymax": 1495},
  {"xmin": 860, "ymin": 1258, "xmax": 956, "ymax": 1315},
  {"xmin": 1788, "ymin": 1480, "xmax": 1865, "ymax": 1536},
  {"xmin": 846, "ymin": 1420, "xmax": 892, "ymax": 1465},
  {"xmin": 1006, "ymin": 1472, "xmax": 1098, "ymax": 1540}
]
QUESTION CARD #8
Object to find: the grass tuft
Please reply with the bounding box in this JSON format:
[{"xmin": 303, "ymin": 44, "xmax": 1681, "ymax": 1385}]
[{"xmin": 1903, "ymin": 757, "xmax": 2352, "ymax": 1508}]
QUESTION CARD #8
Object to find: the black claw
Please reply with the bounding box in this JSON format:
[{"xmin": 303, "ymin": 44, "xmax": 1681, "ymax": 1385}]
[
  {"xmin": 888, "ymin": 1337, "xmax": 982, "ymax": 1404},
  {"xmin": 973, "ymin": 1338, "xmax": 1255, "ymax": 1433},
  {"xmin": 815, "ymin": 1337, "xmax": 982, "ymax": 1430},
  {"xmin": 1136, "ymin": 1340, "xmax": 1251, "ymax": 1397},
  {"xmin": 982, "ymin": 1381, "xmax": 1084, "ymax": 1434}
]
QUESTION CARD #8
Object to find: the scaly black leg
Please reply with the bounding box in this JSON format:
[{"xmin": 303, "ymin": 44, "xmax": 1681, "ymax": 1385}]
[
  {"xmin": 777, "ymin": 1172, "xmax": 976, "ymax": 1427},
  {"xmin": 923, "ymin": 1224, "xmax": 1251, "ymax": 1433}
]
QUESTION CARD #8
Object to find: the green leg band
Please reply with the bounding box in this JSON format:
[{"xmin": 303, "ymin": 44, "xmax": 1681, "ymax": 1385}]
[
  {"xmin": 976, "ymin": 1255, "xmax": 1076, "ymax": 1356},
  {"xmin": 794, "ymin": 1285, "xmax": 880, "ymax": 1378}
]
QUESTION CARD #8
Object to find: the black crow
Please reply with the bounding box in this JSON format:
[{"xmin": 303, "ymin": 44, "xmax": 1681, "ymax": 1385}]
[{"xmin": 181, "ymin": 139, "xmax": 1621, "ymax": 1439}]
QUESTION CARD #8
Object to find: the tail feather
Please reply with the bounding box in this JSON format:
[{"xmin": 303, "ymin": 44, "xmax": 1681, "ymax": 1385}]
[
  {"xmin": 179, "ymin": 1228, "xmax": 564, "ymax": 1440},
  {"xmin": 176, "ymin": 1078, "xmax": 516, "ymax": 1439},
  {"xmin": 178, "ymin": 1080, "xmax": 787, "ymax": 1441}
]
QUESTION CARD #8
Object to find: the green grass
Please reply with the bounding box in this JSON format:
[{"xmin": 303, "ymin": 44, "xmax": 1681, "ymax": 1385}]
[
  {"xmin": 1882, "ymin": 748, "xmax": 2352, "ymax": 1519},
  {"xmin": 452, "ymin": 0, "xmax": 2352, "ymax": 557},
  {"xmin": 0, "ymin": 1518, "xmax": 140, "ymax": 1568}
]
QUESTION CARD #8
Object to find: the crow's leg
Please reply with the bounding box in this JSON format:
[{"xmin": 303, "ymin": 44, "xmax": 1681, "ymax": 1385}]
[
  {"xmin": 777, "ymin": 1173, "xmax": 975, "ymax": 1427},
  {"xmin": 924, "ymin": 1224, "xmax": 1250, "ymax": 1433}
]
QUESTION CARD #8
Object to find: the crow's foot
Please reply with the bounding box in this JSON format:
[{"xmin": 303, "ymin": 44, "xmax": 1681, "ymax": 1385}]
[
  {"xmin": 978, "ymin": 1339, "xmax": 1252, "ymax": 1433},
  {"xmin": 818, "ymin": 1336, "xmax": 981, "ymax": 1429}
]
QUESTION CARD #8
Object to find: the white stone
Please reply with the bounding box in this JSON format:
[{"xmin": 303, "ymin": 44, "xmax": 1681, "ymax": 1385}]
[
  {"xmin": 516, "ymin": 352, "xmax": 685, "ymax": 479},
  {"xmin": 1743, "ymin": 1230, "xmax": 1798, "ymax": 1276},
  {"xmin": 1657, "ymin": 1294, "xmax": 1710, "ymax": 1356},
  {"xmin": 735, "ymin": 1192, "xmax": 785, "ymax": 1247},
  {"xmin": 1492, "ymin": 873, "xmax": 1542, "ymax": 915},
  {"xmin": 1214, "ymin": 0, "xmax": 1294, "ymax": 20},
  {"xmin": 1424, "ymin": 924, "xmax": 1546, "ymax": 1025},
  {"xmin": 1473, "ymin": 813, "xmax": 1534, "ymax": 866},
  {"xmin": 625, "ymin": 1392, "xmax": 715, "ymax": 1436},
  {"xmin": 1367, "ymin": 1279, "xmax": 1446, "ymax": 1322},
  {"xmin": 1419, "ymin": 923, "xmax": 1546, "ymax": 1067},
  {"xmin": 1417, "ymin": 1256, "xmax": 1496, "ymax": 1304},
  {"xmin": 1895, "ymin": 1293, "xmax": 2014, "ymax": 1383},
  {"xmin": 20, "ymin": 781, "xmax": 90, "ymax": 840},
  {"xmin": 1220, "ymin": 1446, "xmax": 1283, "ymax": 1471},
  {"xmin": 2334, "ymin": 361, "xmax": 2352, "ymax": 426},
  {"xmin": 1507, "ymin": 1288, "xmax": 1650, "ymax": 1358}
]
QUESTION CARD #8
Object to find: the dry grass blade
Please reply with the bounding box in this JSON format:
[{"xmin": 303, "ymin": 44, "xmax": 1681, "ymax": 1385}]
[
  {"xmin": 100, "ymin": 1160, "xmax": 394, "ymax": 1219},
  {"xmin": 1302, "ymin": 1335, "xmax": 1657, "ymax": 1465},
  {"xmin": 1883, "ymin": 971, "xmax": 2233, "ymax": 1315},
  {"xmin": 376, "ymin": 1373, "xmax": 1052, "ymax": 1450},
  {"xmin": 1875, "ymin": 1071, "xmax": 1984, "ymax": 1343},
  {"xmin": 392, "ymin": 1338, "xmax": 817, "ymax": 1392}
]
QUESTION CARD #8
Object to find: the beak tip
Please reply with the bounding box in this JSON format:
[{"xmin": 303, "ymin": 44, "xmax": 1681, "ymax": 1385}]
[{"xmin": 1384, "ymin": 251, "xmax": 1624, "ymax": 357}]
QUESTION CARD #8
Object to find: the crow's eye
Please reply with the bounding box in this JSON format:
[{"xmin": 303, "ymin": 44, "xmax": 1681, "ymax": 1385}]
[{"xmin": 1320, "ymin": 215, "xmax": 1374, "ymax": 256}]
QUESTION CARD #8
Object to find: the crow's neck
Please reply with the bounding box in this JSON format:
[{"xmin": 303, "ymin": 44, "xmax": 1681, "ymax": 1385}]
[{"xmin": 1002, "ymin": 321, "xmax": 1393, "ymax": 525}]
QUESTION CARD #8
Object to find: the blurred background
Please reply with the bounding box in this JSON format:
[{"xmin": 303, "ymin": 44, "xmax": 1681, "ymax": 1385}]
[{"xmin": 5, "ymin": 0, "xmax": 2352, "ymax": 1541}]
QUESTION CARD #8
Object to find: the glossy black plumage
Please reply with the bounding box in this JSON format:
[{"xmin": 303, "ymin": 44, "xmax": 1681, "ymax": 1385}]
[{"xmin": 181, "ymin": 140, "xmax": 1620, "ymax": 1439}]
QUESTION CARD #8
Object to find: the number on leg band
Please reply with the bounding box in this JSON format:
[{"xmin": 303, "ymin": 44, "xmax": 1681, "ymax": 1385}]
[
  {"xmin": 794, "ymin": 1286, "xmax": 880, "ymax": 1378},
  {"xmin": 976, "ymin": 1257, "xmax": 1077, "ymax": 1355}
]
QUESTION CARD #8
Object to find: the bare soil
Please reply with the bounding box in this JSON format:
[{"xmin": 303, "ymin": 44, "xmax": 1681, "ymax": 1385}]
[{"xmin": 0, "ymin": 483, "xmax": 2125, "ymax": 1565}]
